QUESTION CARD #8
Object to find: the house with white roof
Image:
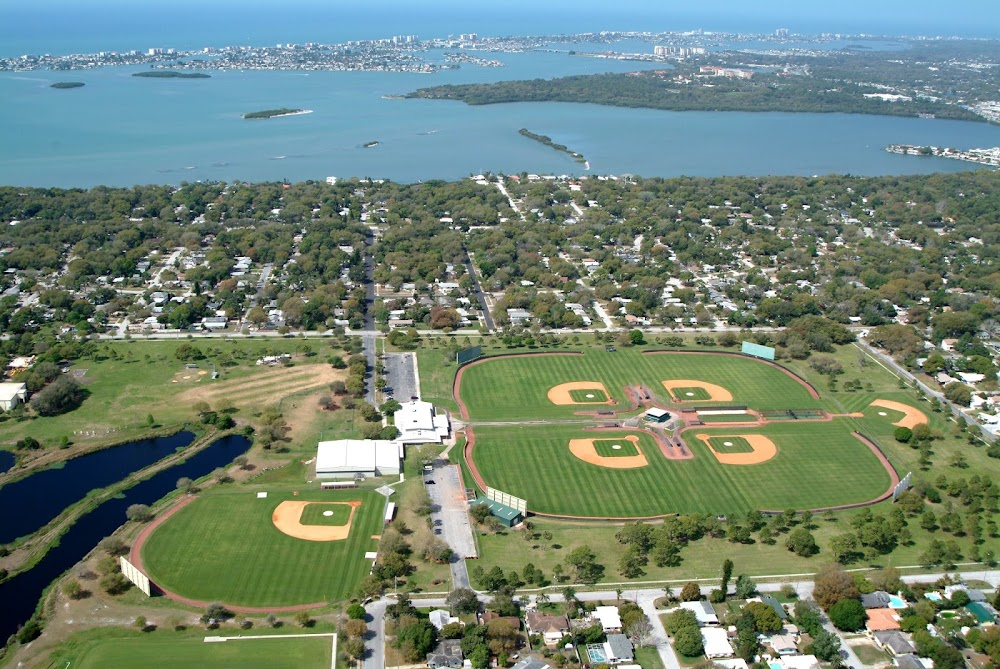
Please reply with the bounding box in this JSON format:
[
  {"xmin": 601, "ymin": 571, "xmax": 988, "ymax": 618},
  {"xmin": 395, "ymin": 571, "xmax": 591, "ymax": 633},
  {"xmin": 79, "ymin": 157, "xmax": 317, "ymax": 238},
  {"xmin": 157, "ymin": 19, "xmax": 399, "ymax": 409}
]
[
  {"xmin": 701, "ymin": 627, "xmax": 734, "ymax": 658},
  {"xmin": 593, "ymin": 606, "xmax": 622, "ymax": 633}
]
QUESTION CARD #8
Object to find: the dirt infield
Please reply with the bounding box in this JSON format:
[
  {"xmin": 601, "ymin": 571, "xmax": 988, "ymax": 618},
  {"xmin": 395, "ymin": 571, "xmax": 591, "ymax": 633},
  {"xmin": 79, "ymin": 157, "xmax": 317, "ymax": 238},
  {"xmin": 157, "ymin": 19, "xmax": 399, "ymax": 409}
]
[
  {"xmin": 548, "ymin": 381, "xmax": 614, "ymax": 405},
  {"xmin": 271, "ymin": 500, "xmax": 360, "ymax": 541},
  {"xmin": 663, "ymin": 380, "xmax": 734, "ymax": 403},
  {"xmin": 870, "ymin": 399, "xmax": 927, "ymax": 428},
  {"xmin": 568, "ymin": 435, "xmax": 648, "ymax": 469},
  {"xmin": 695, "ymin": 433, "xmax": 777, "ymax": 465}
]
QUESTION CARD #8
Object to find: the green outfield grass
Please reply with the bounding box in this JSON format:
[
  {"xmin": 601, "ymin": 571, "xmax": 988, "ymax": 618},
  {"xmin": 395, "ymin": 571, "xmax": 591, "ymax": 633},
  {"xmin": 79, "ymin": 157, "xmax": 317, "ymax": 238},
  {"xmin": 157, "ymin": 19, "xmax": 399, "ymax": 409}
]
[
  {"xmin": 570, "ymin": 388, "xmax": 610, "ymax": 403},
  {"xmin": 456, "ymin": 350, "xmax": 819, "ymax": 421},
  {"xmin": 299, "ymin": 502, "xmax": 352, "ymax": 526},
  {"xmin": 696, "ymin": 413, "xmax": 753, "ymax": 423},
  {"xmin": 706, "ymin": 436, "xmax": 754, "ymax": 453},
  {"xmin": 68, "ymin": 634, "xmax": 333, "ymax": 669},
  {"xmin": 142, "ymin": 487, "xmax": 382, "ymax": 606},
  {"xmin": 593, "ymin": 439, "xmax": 639, "ymax": 457},
  {"xmin": 670, "ymin": 386, "xmax": 712, "ymax": 401},
  {"xmin": 471, "ymin": 421, "xmax": 891, "ymax": 517}
]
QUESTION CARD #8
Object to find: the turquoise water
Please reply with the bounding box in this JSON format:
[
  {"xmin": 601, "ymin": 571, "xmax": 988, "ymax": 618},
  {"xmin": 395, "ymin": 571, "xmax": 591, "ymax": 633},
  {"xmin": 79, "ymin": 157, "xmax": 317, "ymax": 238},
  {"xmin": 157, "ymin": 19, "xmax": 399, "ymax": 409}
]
[
  {"xmin": 925, "ymin": 592, "xmax": 943, "ymax": 601},
  {"xmin": 587, "ymin": 645, "xmax": 609, "ymax": 663},
  {"xmin": 3, "ymin": 57, "xmax": 1000, "ymax": 187},
  {"xmin": 888, "ymin": 594, "xmax": 907, "ymax": 608}
]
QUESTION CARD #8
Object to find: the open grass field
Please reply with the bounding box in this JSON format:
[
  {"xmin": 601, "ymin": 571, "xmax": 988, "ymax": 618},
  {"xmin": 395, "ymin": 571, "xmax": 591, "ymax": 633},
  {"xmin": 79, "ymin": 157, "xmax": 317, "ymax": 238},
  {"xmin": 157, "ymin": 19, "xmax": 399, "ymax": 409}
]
[
  {"xmin": 141, "ymin": 487, "xmax": 382, "ymax": 606},
  {"xmin": 470, "ymin": 420, "xmax": 890, "ymax": 517},
  {"xmin": 456, "ymin": 350, "xmax": 819, "ymax": 420},
  {"xmin": 64, "ymin": 633, "xmax": 333, "ymax": 669}
]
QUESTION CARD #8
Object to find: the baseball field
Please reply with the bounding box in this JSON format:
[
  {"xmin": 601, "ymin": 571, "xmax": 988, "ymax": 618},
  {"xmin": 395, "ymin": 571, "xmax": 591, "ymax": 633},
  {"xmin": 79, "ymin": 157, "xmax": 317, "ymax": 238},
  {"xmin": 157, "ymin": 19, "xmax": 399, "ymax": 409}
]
[
  {"xmin": 140, "ymin": 488, "xmax": 383, "ymax": 607},
  {"xmin": 459, "ymin": 349, "xmax": 900, "ymax": 518},
  {"xmin": 455, "ymin": 350, "xmax": 819, "ymax": 420}
]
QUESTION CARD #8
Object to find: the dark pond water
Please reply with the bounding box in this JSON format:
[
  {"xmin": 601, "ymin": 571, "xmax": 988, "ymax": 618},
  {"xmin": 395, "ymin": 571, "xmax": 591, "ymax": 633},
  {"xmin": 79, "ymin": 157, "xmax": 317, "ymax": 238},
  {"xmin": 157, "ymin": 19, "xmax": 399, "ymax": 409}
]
[
  {"xmin": 0, "ymin": 431, "xmax": 196, "ymax": 545},
  {"xmin": 0, "ymin": 434, "xmax": 252, "ymax": 643},
  {"xmin": 0, "ymin": 450, "xmax": 13, "ymax": 474}
]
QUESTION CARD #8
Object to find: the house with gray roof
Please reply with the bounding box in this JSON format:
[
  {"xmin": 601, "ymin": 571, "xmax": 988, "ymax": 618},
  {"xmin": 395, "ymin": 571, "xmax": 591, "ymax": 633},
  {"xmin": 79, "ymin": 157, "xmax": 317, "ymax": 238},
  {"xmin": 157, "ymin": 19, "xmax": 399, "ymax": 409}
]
[
  {"xmin": 861, "ymin": 591, "xmax": 892, "ymax": 609},
  {"xmin": 512, "ymin": 658, "xmax": 551, "ymax": 669},
  {"xmin": 873, "ymin": 630, "xmax": 916, "ymax": 656},
  {"xmin": 426, "ymin": 640, "xmax": 463, "ymax": 669},
  {"xmin": 604, "ymin": 634, "xmax": 634, "ymax": 664}
]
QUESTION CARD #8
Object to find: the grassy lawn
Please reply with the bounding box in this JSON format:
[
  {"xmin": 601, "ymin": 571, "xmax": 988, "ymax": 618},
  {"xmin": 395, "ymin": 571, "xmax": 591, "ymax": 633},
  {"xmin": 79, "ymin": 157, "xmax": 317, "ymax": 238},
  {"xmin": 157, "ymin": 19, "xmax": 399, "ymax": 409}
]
[
  {"xmin": 850, "ymin": 642, "xmax": 891, "ymax": 667},
  {"xmin": 392, "ymin": 444, "xmax": 454, "ymax": 592},
  {"xmin": 456, "ymin": 349, "xmax": 820, "ymax": 421},
  {"xmin": 141, "ymin": 486, "xmax": 383, "ymax": 607},
  {"xmin": 52, "ymin": 628, "xmax": 333, "ymax": 669},
  {"xmin": 471, "ymin": 420, "xmax": 889, "ymax": 517},
  {"xmin": 635, "ymin": 646, "xmax": 667, "ymax": 669},
  {"xmin": 0, "ymin": 338, "xmax": 346, "ymax": 451}
]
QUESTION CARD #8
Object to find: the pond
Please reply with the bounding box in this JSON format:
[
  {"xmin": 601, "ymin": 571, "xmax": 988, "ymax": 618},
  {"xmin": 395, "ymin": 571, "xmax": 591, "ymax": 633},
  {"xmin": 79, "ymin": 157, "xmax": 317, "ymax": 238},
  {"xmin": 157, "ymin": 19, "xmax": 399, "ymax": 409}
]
[{"xmin": 0, "ymin": 434, "xmax": 252, "ymax": 642}]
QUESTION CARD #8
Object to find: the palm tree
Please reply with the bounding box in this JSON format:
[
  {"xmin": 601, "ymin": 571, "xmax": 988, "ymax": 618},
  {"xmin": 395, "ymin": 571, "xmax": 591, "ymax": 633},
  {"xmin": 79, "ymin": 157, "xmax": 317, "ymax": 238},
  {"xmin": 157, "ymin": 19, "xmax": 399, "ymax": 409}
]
[
  {"xmin": 562, "ymin": 586, "xmax": 577, "ymax": 603},
  {"xmin": 536, "ymin": 592, "xmax": 550, "ymax": 607}
]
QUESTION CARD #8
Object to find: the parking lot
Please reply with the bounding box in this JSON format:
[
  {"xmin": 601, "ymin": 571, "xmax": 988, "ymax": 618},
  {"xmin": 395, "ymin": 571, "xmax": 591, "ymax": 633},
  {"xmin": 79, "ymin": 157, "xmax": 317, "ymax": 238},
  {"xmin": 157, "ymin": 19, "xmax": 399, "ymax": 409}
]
[
  {"xmin": 383, "ymin": 352, "xmax": 419, "ymax": 401},
  {"xmin": 424, "ymin": 461, "xmax": 477, "ymax": 588}
]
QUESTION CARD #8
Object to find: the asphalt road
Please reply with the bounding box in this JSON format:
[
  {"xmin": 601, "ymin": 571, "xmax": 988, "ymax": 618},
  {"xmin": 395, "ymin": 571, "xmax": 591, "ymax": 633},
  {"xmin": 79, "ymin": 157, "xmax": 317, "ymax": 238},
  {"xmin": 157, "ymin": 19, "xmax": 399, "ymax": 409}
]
[
  {"xmin": 383, "ymin": 352, "xmax": 418, "ymax": 401},
  {"xmin": 362, "ymin": 599, "xmax": 386, "ymax": 669},
  {"xmin": 464, "ymin": 250, "xmax": 495, "ymax": 331}
]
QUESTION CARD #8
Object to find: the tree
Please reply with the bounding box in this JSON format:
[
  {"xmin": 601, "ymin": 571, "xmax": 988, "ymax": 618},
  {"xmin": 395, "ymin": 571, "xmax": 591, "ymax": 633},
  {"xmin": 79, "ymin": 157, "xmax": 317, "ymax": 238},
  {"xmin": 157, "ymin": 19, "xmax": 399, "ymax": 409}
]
[
  {"xmin": 894, "ymin": 427, "xmax": 914, "ymax": 443},
  {"xmin": 745, "ymin": 601, "xmax": 783, "ymax": 633},
  {"xmin": 564, "ymin": 545, "xmax": 602, "ymax": 584},
  {"xmin": 346, "ymin": 619, "xmax": 368, "ymax": 638},
  {"xmin": 62, "ymin": 578, "xmax": 85, "ymax": 600},
  {"xmin": 785, "ymin": 527, "xmax": 819, "ymax": 557},
  {"xmin": 343, "ymin": 637, "xmax": 366, "ymax": 661},
  {"xmin": 347, "ymin": 603, "xmax": 367, "ymax": 620},
  {"xmin": 828, "ymin": 598, "xmax": 866, "ymax": 631},
  {"xmin": 673, "ymin": 626, "xmax": 704, "ymax": 657},
  {"xmin": 126, "ymin": 504, "xmax": 153, "ymax": 522},
  {"xmin": 720, "ymin": 558, "xmax": 734, "ymax": 596},
  {"xmin": 813, "ymin": 563, "xmax": 859, "ymax": 610},
  {"xmin": 793, "ymin": 600, "xmax": 824, "ymax": 636},
  {"xmin": 734, "ymin": 574, "xmax": 757, "ymax": 599},
  {"xmin": 446, "ymin": 587, "xmax": 480, "ymax": 614},
  {"xmin": 628, "ymin": 329, "xmax": 645, "ymax": 345},
  {"xmin": 295, "ymin": 611, "xmax": 313, "ymax": 627},
  {"xmin": 809, "ymin": 628, "xmax": 843, "ymax": 662},
  {"xmin": 943, "ymin": 382, "xmax": 972, "ymax": 407},
  {"xmin": 469, "ymin": 503, "xmax": 492, "ymax": 524},
  {"xmin": 680, "ymin": 582, "xmax": 702, "ymax": 601},
  {"xmin": 31, "ymin": 376, "xmax": 86, "ymax": 416},
  {"xmin": 176, "ymin": 476, "xmax": 194, "ymax": 492},
  {"xmin": 134, "ymin": 615, "xmax": 148, "ymax": 631}
]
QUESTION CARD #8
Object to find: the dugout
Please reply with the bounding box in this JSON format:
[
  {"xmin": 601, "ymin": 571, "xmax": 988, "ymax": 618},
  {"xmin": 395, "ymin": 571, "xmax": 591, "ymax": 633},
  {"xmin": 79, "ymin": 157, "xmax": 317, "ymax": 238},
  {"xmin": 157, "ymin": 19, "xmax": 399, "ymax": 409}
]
[{"xmin": 473, "ymin": 497, "xmax": 523, "ymax": 527}]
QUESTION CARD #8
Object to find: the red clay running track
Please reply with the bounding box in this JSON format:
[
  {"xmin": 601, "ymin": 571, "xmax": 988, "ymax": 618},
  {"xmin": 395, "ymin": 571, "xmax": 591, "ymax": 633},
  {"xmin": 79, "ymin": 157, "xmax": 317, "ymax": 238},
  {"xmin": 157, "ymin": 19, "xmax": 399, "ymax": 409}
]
[{"xmin": 130, "ymin": 495, "xmax": 327, "ymax": 613}]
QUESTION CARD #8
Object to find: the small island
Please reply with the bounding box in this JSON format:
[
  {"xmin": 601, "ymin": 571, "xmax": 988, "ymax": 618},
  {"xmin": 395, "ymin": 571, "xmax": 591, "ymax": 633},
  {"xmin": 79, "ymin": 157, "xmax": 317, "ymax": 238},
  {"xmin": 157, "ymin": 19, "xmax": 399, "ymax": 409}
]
[
  {"xmin": 363, "ymin": 140, "xmax": 380, "ymax": 148},
  {"xmin": 886, "ymin": 143, "xmax": 1000, "ymax": 167},
  {"xmin": 50, "ymin": 81, "xmax": 85, "ymax": 89},
  {"xmin": 132, "ymin": 70, "xmax": 211, "ymax": 79},
  {"xmin": 242, "ymin": 108, "xmax": 312, "ymax": 119},
  {"xmin": 519, "ymin": 128, "xmax": 586, "ymax": 165}
]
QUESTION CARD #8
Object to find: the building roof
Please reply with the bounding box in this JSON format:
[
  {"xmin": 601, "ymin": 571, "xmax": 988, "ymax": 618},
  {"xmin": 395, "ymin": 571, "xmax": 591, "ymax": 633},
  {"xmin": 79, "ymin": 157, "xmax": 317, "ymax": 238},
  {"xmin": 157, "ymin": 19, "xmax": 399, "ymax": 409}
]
[
  {"xmin": 862, "ymin": 592, "xmax": 892, "ymax": 609},
  {"xmin": 680, "ymin": 601, "xmax": 720, "ymax": 625},
  {"xmin": 0, "ymin": 382, "xmax": 26, "ymax": 402},
  {"xmin": 473, "ymin": 497, "xmax": 522, "ymax": 522},
  {"xmin": 316, "ymin": 439, "xmax": 402, "ymax": 473},
  {"xmin": 644, "ymin": 407, "xmax": 670, "ymax": 419},
  {"xmin": 526, "ymin": 611, "xmax": 569, "ymax": 634},
  {"xmin": 512, "ymin": 658, "xmax": 551, "ymax": 669},
  {"xmin": 894, "ymin": 655, "xmax": 925, "ymax": 669},
  {"xmin": 874, "ymin": 631, "xmax": 916, "ymax": 655},
  {"xmin": 714, "ymin": 660, "xmax": 749, "ymax": 669},
  {"xmin": 394, "ymin": 400, "xmax": 450, "ymax": 444},
  {"xmin": 606, "ymin": 634, "xmax": 634, "ymax": 661},
  {"xmin": 594, "ymin": 606, "xmax": 623, "ymax": 630},
  {"xmin": 701, "ymin": 627, "xmax": 734, "ymax": 658},
  {"xmin": 759, "ymin": 595, "xmax": 788, "ymax": 620},
  {"xmin": 482, "ymin": 611, "xmax": 521, "ymax": 630},
  {"xmin": 778, "ymin": 655, "xmax": 819, "ymax": 669},
  {"xmin": 429, "ymin": 609, "xmax": 454, "ymax": 630},
  {"xmin": 866, "ymin": 608, "xmax": 901, "ymax": 631}
]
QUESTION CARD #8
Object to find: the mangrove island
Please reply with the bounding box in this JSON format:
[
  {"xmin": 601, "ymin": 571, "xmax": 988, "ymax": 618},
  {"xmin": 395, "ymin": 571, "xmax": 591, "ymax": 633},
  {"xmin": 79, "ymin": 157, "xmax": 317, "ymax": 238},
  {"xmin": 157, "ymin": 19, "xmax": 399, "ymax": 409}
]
[{"xmin": 50, "ymin": 82, "xmax": 85, "ymax": 89}]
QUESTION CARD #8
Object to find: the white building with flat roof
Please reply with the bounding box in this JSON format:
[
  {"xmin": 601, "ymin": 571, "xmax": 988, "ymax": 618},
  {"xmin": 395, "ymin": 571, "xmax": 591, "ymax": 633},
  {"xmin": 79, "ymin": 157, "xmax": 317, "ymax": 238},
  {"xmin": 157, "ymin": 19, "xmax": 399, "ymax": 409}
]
[
  {"xmin": 593, "ymin": 606, "xmax": 623, "ymax": 633},
  {"xmin": 316, "ymin": 439, "xmax": 403, "ymax": 479},
  {"xmin": 0, "ymin": 382, "xmax": 27, "ymax": 411},
  {"xmin": 394, "ymin": 400, "xmax": 450, "ymax": 444},
  {"xmin": 702, "ymin": 627, "xmax": 734, "ymax": 659}
]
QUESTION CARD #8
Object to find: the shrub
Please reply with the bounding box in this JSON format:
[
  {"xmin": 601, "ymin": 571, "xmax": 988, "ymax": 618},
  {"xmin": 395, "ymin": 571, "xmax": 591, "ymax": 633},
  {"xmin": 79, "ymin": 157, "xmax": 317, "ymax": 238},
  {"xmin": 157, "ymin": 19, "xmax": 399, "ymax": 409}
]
[{"xmin": 894, "ymin": 427, "xmax": 914, "ymax": 443}]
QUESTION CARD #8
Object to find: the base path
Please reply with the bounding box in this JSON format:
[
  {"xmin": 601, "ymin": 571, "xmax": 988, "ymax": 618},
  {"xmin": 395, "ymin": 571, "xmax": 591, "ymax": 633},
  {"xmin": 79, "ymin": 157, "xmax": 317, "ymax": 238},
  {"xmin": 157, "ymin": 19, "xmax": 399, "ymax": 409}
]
[
  {"xmin": 271, "ymin": 500, "xmax": 359, "ymax": 541},
  {"xmin": 662, "ymin": 380, "xmax": 733, "ymax": 403},
  {"xmin": 568, "ymin": 435, "xmax": 647, "ymax": 469},
  {"xmin": 694, "ymin": 433, "xmax": 777, "ymax": 465},
  {"xmin": 131, "ymin": 495, "xmax": 327, "ymax": 613},
  {"xmin": 870, "ymin": 399, "xmax": 928, "ymax": 428}
]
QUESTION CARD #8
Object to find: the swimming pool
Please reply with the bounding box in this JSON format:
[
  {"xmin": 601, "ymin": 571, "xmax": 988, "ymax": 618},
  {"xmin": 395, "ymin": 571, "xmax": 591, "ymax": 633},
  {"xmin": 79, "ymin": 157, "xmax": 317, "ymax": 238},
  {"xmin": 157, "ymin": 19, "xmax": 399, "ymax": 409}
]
[
  {"xmin": 888, "ymin": 594, "xmax": 907, "ymax": 608},
  {"xmin": 587, "ymin": 645, "xmax": 608, "ymax": 663},
  {"xmin": 770, "ymin": 662, "xmax": 783, "ymax": 669},
  {"xmin": 925, "ymin": 593, "xmax": 943, "ymax": 602}
]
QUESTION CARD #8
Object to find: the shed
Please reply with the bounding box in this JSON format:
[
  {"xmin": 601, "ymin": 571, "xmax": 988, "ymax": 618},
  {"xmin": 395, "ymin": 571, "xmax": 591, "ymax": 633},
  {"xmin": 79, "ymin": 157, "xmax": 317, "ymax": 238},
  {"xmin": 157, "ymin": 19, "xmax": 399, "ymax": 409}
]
[
  {"xmin": 472, "ymin": 497, "xmax": 522, "ymax": 527},
  {"xmin": 0, "ymin": 382, "xmax": 27, "ymax": 411}
]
